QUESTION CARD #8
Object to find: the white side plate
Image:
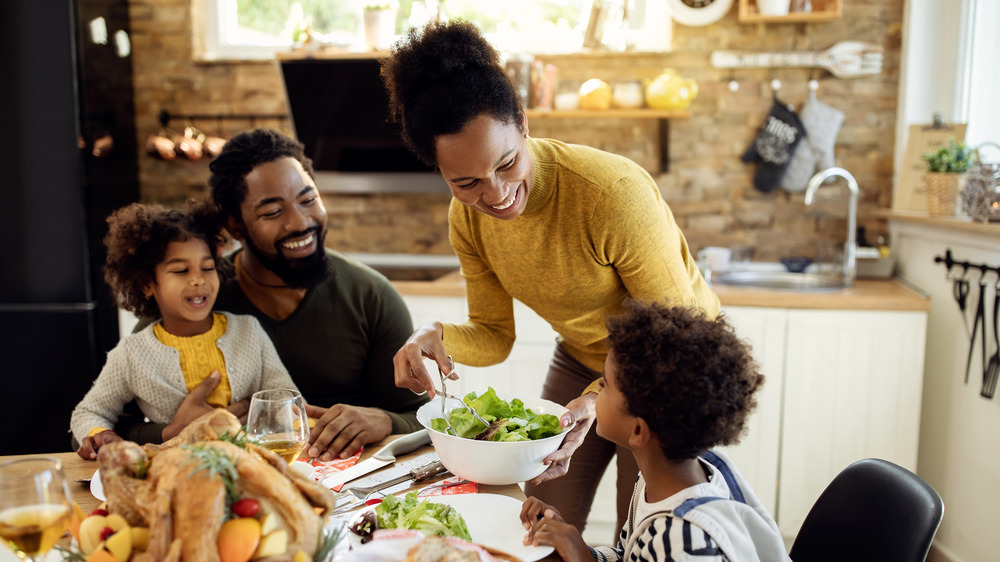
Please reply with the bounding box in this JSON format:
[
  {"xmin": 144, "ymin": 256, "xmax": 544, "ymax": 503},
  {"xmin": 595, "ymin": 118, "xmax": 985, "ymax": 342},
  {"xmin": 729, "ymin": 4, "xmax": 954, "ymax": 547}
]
[
  {"xmin": 347, "ymin": 493, "xmax": 554, "ymax": 562},
  {"xmin": 90, "ymin": 469, "xmax": 105, "ymax": 501}
]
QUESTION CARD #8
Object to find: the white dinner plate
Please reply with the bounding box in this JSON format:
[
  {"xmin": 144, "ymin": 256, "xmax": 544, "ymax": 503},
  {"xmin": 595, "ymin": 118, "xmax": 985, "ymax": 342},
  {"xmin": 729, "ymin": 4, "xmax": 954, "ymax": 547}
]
[
  {"xmin": 348, "ymin": 493, "xmax": 553, "ymax": 562},
  {"xmin": 90, "ymin": 469, "xmax": 105, "ymax": 501}
]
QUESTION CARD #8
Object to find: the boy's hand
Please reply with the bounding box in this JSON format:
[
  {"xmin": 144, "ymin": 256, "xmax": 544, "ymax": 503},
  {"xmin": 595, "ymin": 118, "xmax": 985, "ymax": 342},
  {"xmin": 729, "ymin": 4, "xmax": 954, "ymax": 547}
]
[
  {"xmin": 76, "ymin": 430, "xmax": 123, "ymax": 460},
  {"xmin": 520, "ymin": 496, "xmax": 562, "ymax": 525},
  {"xmin": 520, "ymin": 497, "xmax": 590, "ymax": 562}
]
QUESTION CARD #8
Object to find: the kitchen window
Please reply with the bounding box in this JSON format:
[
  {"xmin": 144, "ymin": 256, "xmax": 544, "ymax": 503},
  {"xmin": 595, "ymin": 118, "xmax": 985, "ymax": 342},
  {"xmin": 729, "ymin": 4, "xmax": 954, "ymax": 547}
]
[
  {"xmin": 198, "ymin": 0, "xmax": 670, "ymax": 61},
  {"xmin": 958, "ymin": 0, "xmax": 999, "ymax": 149}
]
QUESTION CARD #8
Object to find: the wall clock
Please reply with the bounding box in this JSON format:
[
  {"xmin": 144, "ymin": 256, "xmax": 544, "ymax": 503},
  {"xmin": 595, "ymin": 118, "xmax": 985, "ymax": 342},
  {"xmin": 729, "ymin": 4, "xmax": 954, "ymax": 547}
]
[{"xmin": 667, "ymin": 0, "xmax": 735, "ymax": 26}]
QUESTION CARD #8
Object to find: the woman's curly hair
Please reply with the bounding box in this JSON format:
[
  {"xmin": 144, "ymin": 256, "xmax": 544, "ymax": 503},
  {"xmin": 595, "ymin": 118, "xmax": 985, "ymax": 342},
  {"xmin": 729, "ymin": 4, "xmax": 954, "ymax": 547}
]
[
  {"xmin": 606, "ymin": 301, "xmax": 764, "ymax": 461},
  {"xmin": 103, "ymin": 199, "xmax": 230, "ymax": 319},
  {"xmin": 208, "ymin": 128, "xmax": 315, "ymax": 220},
  {"xmin": 380, "ymin": 20, "xmax": 524, "ymax": 166}
]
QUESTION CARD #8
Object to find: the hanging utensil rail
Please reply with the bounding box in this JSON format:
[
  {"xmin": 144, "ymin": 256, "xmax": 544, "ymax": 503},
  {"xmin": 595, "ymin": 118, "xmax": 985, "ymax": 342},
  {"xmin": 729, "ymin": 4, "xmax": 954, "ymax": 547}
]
[{"xmin": 934, "ymin": 250, "xmax": 1000, "ymax": 279}]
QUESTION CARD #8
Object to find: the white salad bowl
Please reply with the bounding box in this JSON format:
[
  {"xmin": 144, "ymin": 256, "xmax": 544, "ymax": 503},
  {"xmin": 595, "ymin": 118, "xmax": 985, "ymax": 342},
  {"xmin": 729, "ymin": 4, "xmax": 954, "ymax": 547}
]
[{"xmin": 416, "ymin": 393, "xmax": 569, "ymax": 485}]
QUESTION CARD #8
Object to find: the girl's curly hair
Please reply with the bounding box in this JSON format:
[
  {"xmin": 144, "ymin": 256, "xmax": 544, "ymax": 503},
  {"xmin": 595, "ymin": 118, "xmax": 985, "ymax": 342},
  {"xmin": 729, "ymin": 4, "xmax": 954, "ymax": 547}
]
[
  {"xmin": 103, "ymin": 199, "xmax": 230, "ymax": 318},
  {"xmin": 606, "ymin": 302, "xmax": 764, "ymax": 461},
  {"xmin": 380, "ymin": 20, "xmax": 524, "ymax": 166},
  {"xmin": 208, "ymin": 128, "xmax": 315, "ymax": 221}
]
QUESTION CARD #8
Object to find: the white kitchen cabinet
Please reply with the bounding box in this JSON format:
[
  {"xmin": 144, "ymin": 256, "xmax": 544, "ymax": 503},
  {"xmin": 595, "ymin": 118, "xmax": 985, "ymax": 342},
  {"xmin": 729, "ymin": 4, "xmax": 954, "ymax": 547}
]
[
  {"xmin": 716, "ymin": 306, "xmax": 788, "ymax": 516},
  {"xmin": 776, "ymin": 309, "xmax": 927, "ymax": 539}
]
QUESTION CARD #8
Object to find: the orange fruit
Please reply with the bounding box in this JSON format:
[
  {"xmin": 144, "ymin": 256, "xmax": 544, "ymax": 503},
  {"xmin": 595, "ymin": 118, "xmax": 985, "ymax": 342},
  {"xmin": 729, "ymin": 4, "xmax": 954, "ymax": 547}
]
[{"xmin": 218, "ymin": 517, "xmax": 261, "ymax": 562}]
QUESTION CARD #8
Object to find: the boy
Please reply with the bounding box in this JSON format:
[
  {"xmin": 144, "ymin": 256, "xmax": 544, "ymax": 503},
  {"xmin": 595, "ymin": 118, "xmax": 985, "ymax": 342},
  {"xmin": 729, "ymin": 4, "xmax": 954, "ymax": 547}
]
[{"xmin": 520, "ymin": 302, "xmax": 790, "ymax": 561}]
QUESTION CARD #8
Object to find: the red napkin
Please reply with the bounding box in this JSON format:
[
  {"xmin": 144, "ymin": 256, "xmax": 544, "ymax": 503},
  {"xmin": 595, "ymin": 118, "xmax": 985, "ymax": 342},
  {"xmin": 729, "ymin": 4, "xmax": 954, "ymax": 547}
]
[{"xmin": 294, "ymin": 448, "xmax": 363, "ymax": 492}]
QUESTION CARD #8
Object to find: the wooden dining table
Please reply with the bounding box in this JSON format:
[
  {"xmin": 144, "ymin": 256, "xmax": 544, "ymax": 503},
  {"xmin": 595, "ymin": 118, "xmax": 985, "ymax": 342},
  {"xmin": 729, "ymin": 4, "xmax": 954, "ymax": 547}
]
[{"xmin": 0, "ymin": 436, "xmax": 551, "ymax": 561}]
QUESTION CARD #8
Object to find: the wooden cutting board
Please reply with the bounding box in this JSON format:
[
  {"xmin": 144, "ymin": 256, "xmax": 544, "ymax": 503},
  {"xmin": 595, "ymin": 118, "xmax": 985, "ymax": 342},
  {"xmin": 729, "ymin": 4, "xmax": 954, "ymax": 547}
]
[{"xmin": 894, "ymin": 121, "xmax": 967, "ymax": 212}]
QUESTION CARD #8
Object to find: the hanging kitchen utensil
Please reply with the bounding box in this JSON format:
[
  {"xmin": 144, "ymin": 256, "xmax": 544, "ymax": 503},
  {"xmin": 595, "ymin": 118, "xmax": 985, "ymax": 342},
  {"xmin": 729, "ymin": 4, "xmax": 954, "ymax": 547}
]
[
  {"xmin": 965, "ymin": 274, "xmax": 986, "ymax": 384},
  {"xmin": 710, "ymin": 41, "xmax": 884, "ymax": 79},
  {"xmin": 953, "ymin": 268, "xmax": 971, "ymax": 335},
  {"xmin": 982, "ymin": 281, "xmax": 999, "ymax": 399}
]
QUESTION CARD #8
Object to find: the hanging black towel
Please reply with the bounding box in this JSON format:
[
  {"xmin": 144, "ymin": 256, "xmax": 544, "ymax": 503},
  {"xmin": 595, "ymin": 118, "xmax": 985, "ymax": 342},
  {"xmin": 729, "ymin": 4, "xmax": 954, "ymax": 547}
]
[{"xmin": 741, "ymin": 98, "xmax": 806, "ymax": 193}]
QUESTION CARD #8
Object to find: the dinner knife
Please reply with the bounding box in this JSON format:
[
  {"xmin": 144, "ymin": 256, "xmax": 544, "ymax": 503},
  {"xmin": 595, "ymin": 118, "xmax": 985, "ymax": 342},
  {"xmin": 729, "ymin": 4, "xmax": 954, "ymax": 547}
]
[
  {"xmin": 321, "ymin": 429, "xmax": 431, "ymax": 489},
  {"xmin": 330, "ymin": 460, "xmax": 449, "ymax": 515}
]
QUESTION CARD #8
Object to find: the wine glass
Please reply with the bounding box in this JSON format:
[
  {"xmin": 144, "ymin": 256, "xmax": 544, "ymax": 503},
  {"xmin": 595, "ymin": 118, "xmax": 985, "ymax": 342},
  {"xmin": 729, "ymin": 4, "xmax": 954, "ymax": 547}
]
[
  {"xmin": 247, "ymin": 389, "xmax": 309, "ymax": 464},
  {"xmin": 0, "ymin": 458, "xmax": 72, "ymax": 561}
]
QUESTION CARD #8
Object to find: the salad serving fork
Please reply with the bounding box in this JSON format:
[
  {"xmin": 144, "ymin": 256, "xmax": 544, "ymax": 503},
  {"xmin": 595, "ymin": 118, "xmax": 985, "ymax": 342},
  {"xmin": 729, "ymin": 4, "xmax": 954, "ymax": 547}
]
[{"xmin": 438, "ymin": 356, "xmax": 490, "ymax": 435}]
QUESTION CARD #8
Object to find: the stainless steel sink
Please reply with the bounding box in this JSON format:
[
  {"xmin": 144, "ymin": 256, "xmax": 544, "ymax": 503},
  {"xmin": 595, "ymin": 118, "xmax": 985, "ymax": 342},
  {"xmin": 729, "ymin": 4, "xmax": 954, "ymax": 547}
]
[{"xmin": 713, "ymin": 271, "xmax": 848, "ymax": 292}]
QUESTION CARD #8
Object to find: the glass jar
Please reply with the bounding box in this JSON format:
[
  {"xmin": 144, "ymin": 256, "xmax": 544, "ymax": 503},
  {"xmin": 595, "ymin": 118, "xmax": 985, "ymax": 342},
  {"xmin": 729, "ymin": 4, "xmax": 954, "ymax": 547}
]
[{"xmin": 611, "ymin": 80, "xmax": 644, "ymax": 109}]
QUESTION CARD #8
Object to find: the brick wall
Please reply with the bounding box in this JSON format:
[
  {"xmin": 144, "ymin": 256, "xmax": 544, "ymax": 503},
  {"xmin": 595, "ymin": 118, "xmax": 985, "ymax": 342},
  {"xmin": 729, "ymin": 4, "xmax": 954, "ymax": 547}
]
[{"xmin": 129, "ymin": 0, "xmax": 902, "ymax": 262}]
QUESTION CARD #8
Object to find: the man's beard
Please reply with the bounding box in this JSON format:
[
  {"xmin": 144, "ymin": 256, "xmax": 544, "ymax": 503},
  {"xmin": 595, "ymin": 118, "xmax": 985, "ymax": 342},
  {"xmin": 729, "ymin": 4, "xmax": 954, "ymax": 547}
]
[{"xmin": 242, "ymin": 226, "xmax": 330, "ymax": 289}]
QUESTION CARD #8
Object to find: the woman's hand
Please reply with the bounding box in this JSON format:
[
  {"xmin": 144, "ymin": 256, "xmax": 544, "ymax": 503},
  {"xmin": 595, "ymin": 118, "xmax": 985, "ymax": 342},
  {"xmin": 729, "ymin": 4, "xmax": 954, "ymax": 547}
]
[
  {"xmin": 530, "ymin": 392, "xmax": 597, "ymax": 485},
  {"xmin": 392, "ymin": 322, "xmax": 455, "ymax": 397},
  {"xmin": 305, "ymin": 404, "xmax": 393, "ymax": 461},
  {"xmin": 520, "ymin": 496, "xmax": 591, "ymax": 562}
]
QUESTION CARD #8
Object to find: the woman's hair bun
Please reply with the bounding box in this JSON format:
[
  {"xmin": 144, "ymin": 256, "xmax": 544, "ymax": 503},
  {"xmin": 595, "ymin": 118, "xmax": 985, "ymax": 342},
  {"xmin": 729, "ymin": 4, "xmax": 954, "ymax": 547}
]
[{"xmin": 390, "ymin": 21, "xmax": 501, "ymax": 98}]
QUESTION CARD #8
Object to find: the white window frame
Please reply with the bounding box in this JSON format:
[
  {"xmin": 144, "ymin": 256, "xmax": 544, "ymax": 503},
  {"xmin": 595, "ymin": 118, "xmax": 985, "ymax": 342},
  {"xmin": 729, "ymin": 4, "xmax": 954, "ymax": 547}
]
[
  {"xmin": 197, "ymin": 0, "xmax": 671, "ymax": 61},
  {"xmin": 198, "ymin": 0, "xmax": 295, "ymax": 61},
  {"xmin": 894, "ymin": 0, "xmax": 999, "ymax": 183}
]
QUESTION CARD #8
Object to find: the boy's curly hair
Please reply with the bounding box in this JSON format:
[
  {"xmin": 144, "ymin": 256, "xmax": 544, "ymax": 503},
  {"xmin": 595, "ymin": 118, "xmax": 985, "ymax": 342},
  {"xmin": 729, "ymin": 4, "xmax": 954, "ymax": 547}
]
[
  {"xmin": 606, "ymin": 301, "xmax": 764, "ymax": 461},
  {"xmin": 208, "ymin": 128, "xmax": 315, "ymax": 220},
  {"xmin": 380, "ymin": 20, "xmax": 524, "ymax": 166},
  {"xmin": 103, "ymin": 199, "xmax": 230, "ymax": 319}
]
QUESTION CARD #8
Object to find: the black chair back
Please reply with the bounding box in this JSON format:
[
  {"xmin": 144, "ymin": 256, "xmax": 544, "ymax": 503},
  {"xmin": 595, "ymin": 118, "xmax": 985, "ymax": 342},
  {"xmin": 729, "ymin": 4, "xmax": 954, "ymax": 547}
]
[{"xmin": 789, "ymin": 458, "xmax": 943, "ymax": 562}]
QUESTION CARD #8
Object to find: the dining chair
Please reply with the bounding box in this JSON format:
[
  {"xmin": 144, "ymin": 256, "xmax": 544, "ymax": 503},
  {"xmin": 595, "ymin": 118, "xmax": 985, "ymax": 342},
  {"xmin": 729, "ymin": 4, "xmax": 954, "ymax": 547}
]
[{"xmin": 788, "ymin": 458, "xmax": 944, "ymax": 562}]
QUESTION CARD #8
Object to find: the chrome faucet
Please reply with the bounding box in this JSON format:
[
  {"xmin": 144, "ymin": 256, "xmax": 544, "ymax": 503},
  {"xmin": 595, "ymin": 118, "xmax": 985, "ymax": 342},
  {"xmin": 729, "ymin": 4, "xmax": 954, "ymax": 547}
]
[{"xmin": 804, "ymin": 167, "xmax": 859, "ymax": 288}]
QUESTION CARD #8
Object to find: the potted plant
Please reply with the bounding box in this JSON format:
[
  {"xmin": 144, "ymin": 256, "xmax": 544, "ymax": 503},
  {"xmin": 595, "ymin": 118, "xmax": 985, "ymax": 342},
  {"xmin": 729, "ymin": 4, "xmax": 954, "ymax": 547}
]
[
  {"xmin": 363, "ymin": 2, "xmax": 398, "ymax": 51},
  {"xmin": 922, "ymin": 139, "xmax": 972, "ymax": 216}
]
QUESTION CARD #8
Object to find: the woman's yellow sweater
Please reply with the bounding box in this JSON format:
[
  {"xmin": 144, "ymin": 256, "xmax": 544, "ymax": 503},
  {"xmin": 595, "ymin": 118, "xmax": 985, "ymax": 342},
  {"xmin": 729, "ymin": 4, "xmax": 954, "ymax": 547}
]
[{"xmin": 442, "ymin": 137, "xmax": 719, "ymax": 374}]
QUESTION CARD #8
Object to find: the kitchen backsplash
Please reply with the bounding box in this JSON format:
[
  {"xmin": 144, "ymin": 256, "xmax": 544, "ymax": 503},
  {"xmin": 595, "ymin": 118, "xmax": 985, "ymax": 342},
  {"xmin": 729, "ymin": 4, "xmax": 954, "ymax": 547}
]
[{"xmin": 128, "ymin": 0, "xmax": 901, "ymax": 263}]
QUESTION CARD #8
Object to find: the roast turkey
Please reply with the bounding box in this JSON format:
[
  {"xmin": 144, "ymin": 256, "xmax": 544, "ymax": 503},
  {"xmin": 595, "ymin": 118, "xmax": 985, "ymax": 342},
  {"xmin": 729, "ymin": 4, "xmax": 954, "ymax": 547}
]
[{"xmin": 96, "ymin": 409, "xmax": 336, "ymax": 561}]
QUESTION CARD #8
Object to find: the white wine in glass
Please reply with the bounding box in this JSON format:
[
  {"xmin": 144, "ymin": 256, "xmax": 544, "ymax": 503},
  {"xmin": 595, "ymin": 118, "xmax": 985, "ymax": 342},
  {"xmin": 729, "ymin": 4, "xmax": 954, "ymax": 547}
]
[
  {"xmin": 247, "ymin": 389, "xmax": 309, "ymax": 464},
  {"xmin": 0, "ymin": 458, "xmax": 72, "ymax": 561}
]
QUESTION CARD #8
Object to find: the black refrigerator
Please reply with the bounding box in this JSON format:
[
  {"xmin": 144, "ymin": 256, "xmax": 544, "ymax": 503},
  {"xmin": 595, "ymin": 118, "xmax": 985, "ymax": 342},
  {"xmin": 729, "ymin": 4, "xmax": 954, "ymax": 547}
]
[{"xmin": 0, "ymin": 0, "xmax": 138, "ymax": 455}]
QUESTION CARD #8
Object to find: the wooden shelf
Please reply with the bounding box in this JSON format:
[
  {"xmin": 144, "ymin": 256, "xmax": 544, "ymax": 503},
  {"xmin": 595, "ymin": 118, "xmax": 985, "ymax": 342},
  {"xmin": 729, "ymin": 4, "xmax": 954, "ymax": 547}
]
[
  {"xmin": 524, "ymin": 109, "xmax": 690, "ymax": 119},
  {"xmin": 738, "ymin": 0, "xmax": 841, "ymax": 23},
  {"xmin": 524, "ymin": 108, "xmax": 688, "ymax": 173},
  {"xmin": 874, "ymin": 209, "xmax": 1000, "ymax": 237}
]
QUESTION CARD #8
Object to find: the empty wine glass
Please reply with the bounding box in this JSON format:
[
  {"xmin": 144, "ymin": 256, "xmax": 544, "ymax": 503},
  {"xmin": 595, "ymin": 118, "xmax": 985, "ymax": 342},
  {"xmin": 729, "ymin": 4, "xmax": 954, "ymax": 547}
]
[
  {"xmin": 247, "ymin": 389, "xmax": 309, "ymax": 464},
  {"xmin": 0, "ymin": 458, "xmax": 72, "ymax": 561}
]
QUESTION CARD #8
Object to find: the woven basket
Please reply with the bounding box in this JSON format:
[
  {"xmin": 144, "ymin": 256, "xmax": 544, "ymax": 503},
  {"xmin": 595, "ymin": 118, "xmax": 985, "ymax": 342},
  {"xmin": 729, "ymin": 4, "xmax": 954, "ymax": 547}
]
[{"xmin": 925, "ymin": 172, "xmax": 962, "ymax": 216}]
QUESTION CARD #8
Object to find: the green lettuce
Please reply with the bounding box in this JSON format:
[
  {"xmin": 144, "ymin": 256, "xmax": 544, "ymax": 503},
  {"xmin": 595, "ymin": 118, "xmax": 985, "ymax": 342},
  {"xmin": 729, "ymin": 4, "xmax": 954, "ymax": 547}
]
[
  {"xmin": 430, "ymin": 387, "xmax": 563, "ymax": 441},
  {"xmin": 374, "ymin": 491, "xmax": 472, "ymax": 541}
]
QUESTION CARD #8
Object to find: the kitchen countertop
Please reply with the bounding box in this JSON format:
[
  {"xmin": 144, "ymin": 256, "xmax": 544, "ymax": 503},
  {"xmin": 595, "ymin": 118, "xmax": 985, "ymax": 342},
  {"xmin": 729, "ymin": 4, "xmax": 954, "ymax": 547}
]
[{"xmin": 391, "ymin": 271, "xmax": 931, "ymax": 311}]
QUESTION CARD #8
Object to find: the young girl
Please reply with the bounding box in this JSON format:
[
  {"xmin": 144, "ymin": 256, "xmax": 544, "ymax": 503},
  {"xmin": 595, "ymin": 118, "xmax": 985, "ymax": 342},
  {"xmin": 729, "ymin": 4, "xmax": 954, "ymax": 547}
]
[{"xmin": 70, "ymin": 200, "xmax": 298, "ymax": 459}]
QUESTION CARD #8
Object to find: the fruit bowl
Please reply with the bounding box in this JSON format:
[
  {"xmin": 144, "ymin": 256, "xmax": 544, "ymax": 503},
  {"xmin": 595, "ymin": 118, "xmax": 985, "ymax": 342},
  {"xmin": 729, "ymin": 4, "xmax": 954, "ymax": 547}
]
[{"xmin": 416, "ymin": 393, "xmax": 568, "ymax": 485}]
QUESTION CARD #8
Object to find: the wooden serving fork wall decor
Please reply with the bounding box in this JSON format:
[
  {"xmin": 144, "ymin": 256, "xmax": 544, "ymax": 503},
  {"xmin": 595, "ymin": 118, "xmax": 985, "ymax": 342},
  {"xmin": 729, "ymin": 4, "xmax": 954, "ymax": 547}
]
[{"xmin": 711, "ymin": 40, "xmax": 884, "ymax": 79}]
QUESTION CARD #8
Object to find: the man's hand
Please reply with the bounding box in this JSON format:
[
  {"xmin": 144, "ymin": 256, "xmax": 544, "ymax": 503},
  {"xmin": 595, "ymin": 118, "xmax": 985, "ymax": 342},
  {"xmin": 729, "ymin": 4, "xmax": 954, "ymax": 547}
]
[
  {"xmin": 520, "ymin": 496, "xmax": 591, "ymax": 562},
  {"xmin": 76, "ymin": 430, "xmax": 123, "ymax": 460},
  {"xmin": 530, "ymin": 393, "xmax": 597, "ymax": 486},
  {"xmin": 305, "ymin": 404, "xmax": 393, "ymax": 461},
  {"xmin": 161, "ymin": 371, "xmax": 250, "ymax": 441}
]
